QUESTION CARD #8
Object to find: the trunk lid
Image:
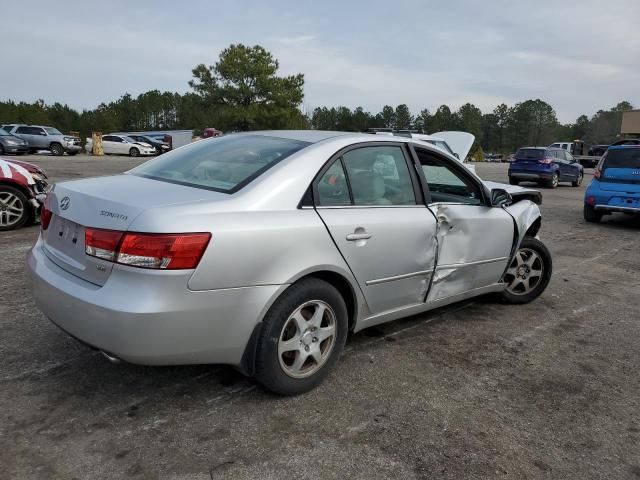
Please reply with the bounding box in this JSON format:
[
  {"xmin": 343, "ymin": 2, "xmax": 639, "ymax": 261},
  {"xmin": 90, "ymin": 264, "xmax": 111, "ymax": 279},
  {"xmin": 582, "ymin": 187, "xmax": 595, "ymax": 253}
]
[{"xmin": 43, "ymin": 174, "xmax": 223, "ymax": 285}]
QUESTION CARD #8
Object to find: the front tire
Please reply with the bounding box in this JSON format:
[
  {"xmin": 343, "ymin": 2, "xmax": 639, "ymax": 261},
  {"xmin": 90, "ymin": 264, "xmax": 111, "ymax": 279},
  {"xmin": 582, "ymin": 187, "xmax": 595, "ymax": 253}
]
[
  {"xmin": 0, "ymin": 185, "xmax": 30, "ymax": 231},
  {"xmin": 50, "ymin": 143, "xmax": 64, "ymax": 156},
  {"xmin": 499, "ymin": 236, "xmax": 552, "ymax": 304},
  {"xmin": 255, "ymin": 278, "xmax": 348, "ymax": 395},
  {"xmin": 129, "ymin": 147, "xmax": 140, "ymax": 157},
  {"xmin": 583, "ymin": 204, "xmax": 602, "ymax": 223},
  {"xmin": 546, "ymin": 172, "xmax": 559, "ymax": 188}
]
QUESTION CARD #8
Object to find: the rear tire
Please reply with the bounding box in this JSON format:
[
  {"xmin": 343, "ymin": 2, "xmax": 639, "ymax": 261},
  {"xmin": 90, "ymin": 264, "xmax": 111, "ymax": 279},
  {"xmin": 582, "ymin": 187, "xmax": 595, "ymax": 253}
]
[
  {"xmin": 499, "ymin": 236, "xmax": 552, "ymax": 304},
  {"xmin": 583, "ymin": 204, "xmax": 602, "ymax": 223},
  {"xmin": 572, "ymin": 173, "xmax": 583, "ymax": 187},
  {"xmin": 546, "ymin": 172, "xmax": 559, "ymax": 188},
  {"xmin": 129, "ymin": 147, "xmax": 140, "ymax": 157},
  {"xmin": 255, "ymin": 278, "xmax": 348, "ymax": 395},
  {"xmin": 0, "ymin": 185, "xmax": 30, "ymax": 231},
  {"xmin": 50, "ymin": 143, "xmax": 64, "ymax": 156}
]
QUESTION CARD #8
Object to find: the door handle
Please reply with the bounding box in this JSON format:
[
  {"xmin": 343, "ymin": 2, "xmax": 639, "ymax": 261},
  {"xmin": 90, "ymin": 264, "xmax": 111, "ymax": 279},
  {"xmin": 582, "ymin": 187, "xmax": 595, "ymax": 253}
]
[{"xmin": 346, "ymin": 231, "xmax": 372, "ymax": 241}]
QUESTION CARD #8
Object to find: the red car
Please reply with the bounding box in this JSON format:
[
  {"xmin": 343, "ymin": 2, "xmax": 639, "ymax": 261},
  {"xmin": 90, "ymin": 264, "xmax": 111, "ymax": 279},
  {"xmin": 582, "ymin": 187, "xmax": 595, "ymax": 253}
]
[
  {"xmin": 202, "ymin": 127, "xmax": 223, "ymax": 138},
  {"xmin": 0, "ymin": 157, "xmax": 48, "ymax": 231}
]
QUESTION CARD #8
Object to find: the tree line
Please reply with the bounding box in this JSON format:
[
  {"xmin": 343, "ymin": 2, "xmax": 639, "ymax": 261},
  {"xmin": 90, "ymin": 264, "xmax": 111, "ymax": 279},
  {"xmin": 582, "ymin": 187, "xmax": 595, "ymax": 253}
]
[{"xmin": 0, "ymin": 43, "xmax": 633, "ymax": 153}]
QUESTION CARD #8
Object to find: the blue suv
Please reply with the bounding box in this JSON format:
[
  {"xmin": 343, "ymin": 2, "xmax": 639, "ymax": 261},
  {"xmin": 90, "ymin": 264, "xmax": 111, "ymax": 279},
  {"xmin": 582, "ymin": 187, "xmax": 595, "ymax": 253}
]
[
  {"xmin": 508, "ymin": 147, "xmax": 584, "ymax": 188},
  {"xmin": 584, "ymin": 145, "xmax": 640, "ymax": 223}
]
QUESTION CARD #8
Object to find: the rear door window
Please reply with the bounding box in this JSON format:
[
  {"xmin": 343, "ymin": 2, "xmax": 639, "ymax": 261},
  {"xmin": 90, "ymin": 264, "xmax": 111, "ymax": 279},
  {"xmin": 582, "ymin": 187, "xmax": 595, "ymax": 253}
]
[
  {"xmin": 131, "ymin": 134, "xmax": 309, "ymax": 193},
  {"xmin": 341, "ymin": 146, "xmax": 416, "ymax": 206}
]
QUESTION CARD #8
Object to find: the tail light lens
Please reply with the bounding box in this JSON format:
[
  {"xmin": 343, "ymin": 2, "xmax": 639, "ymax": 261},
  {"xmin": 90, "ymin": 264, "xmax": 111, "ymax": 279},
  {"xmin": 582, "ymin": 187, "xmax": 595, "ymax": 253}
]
[
  {"xmin": 85, "ymin": 228, "xmax": 123, "ymax": 261},
  {"xmin": 117, "ymin": 233, "xmax": 211, "ymax": 269},
  {"xmin": 40, "ymin": 205, "xmax": 52, "ymax": 230},
  {"xmin": 586, "ymin": 196, "xmax": 596, "ymax": 206},
  {"xmin": 538, "ymin": 157, "xmax": 554, "ymax": 164},
  {"xmin": 85, "ymin": 228, "xmax": 211, "ymax": 270}
]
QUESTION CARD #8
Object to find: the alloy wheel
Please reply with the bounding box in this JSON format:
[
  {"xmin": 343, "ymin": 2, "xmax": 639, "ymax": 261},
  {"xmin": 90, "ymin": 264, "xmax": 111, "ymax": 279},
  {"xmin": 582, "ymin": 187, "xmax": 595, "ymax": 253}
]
[
  {"xmin": 0, "ymin": 191, "xmax": 25, "ymax": 228},
  {"xmin": 277, "ymin": 300, "xmax": 337, "ymax": 379},
  {"xmin": 504, "ymin": 248, "xmax": 544, "ymax": 295}
]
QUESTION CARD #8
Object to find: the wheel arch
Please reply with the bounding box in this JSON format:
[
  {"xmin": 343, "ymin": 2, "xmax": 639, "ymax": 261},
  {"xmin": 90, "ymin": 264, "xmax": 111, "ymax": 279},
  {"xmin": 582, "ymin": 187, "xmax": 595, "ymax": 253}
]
[{"xmin": 238, "ymin": 268, "xmax": 361, "ymax": 377}]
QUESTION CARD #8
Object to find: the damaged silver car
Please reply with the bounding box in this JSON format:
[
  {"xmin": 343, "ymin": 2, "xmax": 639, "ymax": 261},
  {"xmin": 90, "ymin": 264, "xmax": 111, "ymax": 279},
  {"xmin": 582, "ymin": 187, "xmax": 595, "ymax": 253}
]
[{"xmin": 28, "ymin": 131, "xmax": 551, "ymax": 395}]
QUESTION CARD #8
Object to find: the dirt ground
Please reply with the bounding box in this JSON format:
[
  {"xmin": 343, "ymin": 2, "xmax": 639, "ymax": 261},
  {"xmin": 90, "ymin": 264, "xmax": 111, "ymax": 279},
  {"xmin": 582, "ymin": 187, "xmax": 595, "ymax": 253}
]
[{"xmin": 1, "ymin": 154, "xmax": 639, "ymax": 479}]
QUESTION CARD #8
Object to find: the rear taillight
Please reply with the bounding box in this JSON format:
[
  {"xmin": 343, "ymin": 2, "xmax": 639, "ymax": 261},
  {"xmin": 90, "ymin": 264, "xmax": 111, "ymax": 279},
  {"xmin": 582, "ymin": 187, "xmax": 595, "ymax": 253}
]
[
  {"xmin": 538, "ymin": 157, "xmax": 554, "ymax": 164},
  {"xmin": 40, "ymin": 205, "xmax": 52, "ymax": 230},
  {"xmin": 84, "ymin": 228, "xmax": 211, "ymax": 270},
  {"xmin": 586, "ymin": 196, "xmax": 596, "ymax": 206},
  {"xmin": 85, "ymin": 228, "xmax": 123, "ymax": 261},
  {"xmin": 594, "ymin": 168, "xmax": 602, "ymax": 179}
]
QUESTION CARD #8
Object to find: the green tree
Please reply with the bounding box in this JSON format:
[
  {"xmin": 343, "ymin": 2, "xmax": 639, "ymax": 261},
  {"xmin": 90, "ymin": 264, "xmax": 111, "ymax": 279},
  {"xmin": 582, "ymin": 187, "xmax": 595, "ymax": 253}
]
[
  {"xmin": 189, "ymin": 44, "xmax": 305, "ymax": 131},
  {"xmin": 381, "ymin": 105, "xmax": 396, "ymax": 128},
  {"xmin": 394, "ymin": 104, "xmax": 413, "ymax": 130}
]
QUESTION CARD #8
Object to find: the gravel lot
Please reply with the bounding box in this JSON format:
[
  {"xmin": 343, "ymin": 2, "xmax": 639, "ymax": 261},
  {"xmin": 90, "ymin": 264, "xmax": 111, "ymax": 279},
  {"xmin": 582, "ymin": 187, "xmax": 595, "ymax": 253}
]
[{"xmin": 1, "ymin": 154, "xmax": 639, "ymax": 479}]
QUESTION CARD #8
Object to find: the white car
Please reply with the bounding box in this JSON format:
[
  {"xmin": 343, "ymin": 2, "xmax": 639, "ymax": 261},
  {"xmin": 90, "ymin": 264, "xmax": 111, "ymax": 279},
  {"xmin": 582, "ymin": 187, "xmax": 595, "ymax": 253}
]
[{"xmin": 85, "ymin": 135, "xmax": 156, "ymax": 157}]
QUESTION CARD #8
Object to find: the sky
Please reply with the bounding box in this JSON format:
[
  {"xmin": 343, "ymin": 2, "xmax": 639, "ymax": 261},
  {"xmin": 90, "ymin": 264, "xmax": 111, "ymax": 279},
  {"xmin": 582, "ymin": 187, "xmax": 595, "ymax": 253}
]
[{"xmin": 2, "ymin": 0, "xmax": 639, "ymax": 123}]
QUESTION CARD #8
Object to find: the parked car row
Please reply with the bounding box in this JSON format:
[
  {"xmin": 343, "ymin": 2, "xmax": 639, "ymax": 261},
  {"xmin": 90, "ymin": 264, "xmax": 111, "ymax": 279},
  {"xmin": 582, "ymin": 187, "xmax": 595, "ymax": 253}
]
[{"xmin": 1, "ymin": 124, "xmax": 82, "ymax": 156}]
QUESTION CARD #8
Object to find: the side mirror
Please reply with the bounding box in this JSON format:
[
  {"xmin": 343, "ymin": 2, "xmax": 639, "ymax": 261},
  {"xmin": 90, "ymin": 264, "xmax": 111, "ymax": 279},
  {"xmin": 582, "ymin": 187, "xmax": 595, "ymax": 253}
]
[{"xmin": 491, "ymin": 188, "xmax": 513, "ymax": 207}]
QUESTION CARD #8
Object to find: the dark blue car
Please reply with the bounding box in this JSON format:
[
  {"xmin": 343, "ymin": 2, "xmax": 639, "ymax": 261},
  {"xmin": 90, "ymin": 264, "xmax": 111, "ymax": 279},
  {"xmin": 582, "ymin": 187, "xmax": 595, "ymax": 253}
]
[
  {"xmin": 508, "ymin": 147, "xmax": 584, "ymax": 188},
  {"xmin": 584, "ymin": 145, "xmax": 640, "ymax": 223}
]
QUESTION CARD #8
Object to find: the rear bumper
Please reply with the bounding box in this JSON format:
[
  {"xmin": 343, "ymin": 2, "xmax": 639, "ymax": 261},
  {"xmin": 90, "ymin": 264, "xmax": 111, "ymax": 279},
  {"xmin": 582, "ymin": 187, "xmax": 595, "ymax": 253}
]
[
  {"xmin": 3, "ymin": 144, "xmax": 30, "ymax": 153},
  {"xmin": 594, "ymin": 205, "xmax": 640, "ymax": 214},
  {"xmin": 509, "ymin": 171, "xmax": 553, "ymax": 181},
  {"xmin": 27, "ymin": 237, "xmax": 286, "ymax": 366}
]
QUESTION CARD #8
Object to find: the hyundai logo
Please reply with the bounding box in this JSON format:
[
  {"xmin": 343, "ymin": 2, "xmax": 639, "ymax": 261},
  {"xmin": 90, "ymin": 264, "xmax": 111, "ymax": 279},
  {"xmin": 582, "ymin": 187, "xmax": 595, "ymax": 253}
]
[{"xmin": 59, "ymin": 196, "xmax": 70, "ymax": 210}]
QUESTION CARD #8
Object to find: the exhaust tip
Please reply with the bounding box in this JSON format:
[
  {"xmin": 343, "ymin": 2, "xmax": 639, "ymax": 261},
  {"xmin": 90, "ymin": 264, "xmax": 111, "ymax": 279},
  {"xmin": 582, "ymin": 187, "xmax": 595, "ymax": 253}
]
[{"xmin": 100, "ymin": 350, "xmax": 122, "ymax": 364}]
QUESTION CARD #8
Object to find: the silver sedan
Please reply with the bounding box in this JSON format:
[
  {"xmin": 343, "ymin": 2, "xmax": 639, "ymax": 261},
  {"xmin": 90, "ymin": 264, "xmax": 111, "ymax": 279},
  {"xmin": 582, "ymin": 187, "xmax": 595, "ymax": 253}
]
[{"xmin": 28, "ymin": 131, "xmax": 552, "ymax": 395}]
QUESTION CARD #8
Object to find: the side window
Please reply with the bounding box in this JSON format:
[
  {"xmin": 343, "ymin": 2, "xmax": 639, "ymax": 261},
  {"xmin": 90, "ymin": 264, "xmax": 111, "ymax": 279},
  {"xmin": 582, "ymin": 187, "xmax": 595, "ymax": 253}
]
[
  {"xmin": 415, "ymin": 149, "xmax": 483, "ymax": 205},
  {"xmin": 30, "ymin": 127, "xmax": 46, "ymax": 135},
  {"xmin": 341, "ymin": 146, "xmax": 416, "ymax": 206},
  {"xmin": 15, "ymin": 126, "xmax": 30, "ymax": 134},
  {"xmin": 316, "ymin": 160, "xmax": 351, "ymax": 206},
  {"xmin": 102, "ymin": 135, "xmax": 113, "ymax": 142}
]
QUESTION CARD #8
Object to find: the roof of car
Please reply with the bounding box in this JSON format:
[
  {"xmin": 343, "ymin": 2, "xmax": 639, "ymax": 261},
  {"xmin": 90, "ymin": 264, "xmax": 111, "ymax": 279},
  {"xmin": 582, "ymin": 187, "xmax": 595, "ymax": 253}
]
[
  {"xmin": 520, "ymin": 146, "xmax": 555, "ymax": 150},
  {"xmin": 244, "ymin": 130, "xmax": 372, "ymax": 143},
  {"xmin": 609, "ymin": 144, "xmax": 640, "ymax": 149}
]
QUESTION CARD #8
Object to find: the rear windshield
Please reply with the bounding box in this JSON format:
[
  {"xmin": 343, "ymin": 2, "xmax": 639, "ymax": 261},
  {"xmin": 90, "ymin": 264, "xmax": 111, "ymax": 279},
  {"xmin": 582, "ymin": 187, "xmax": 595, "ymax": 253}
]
[
  {"xmin": 603, "ymin": 148, "xmax": 640, "ymax": 169},
  {"xmin": 515, "ymin": 148, "xmax": 545, "ymax": 160},
  {"xmin": 130, "ymin": 134, "xmax": 309, "ymax": 193}
]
